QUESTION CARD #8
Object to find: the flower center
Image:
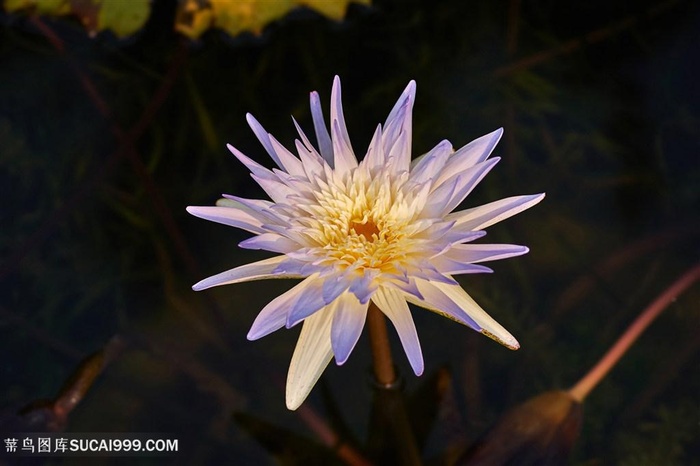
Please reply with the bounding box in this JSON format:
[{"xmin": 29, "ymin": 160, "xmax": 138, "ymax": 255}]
[{"xmin": 350, "ymin": 219, "xmax": 380, "ymax": 242}]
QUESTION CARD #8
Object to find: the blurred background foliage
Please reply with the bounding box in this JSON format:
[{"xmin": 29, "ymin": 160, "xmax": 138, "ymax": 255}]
[{"xmin": 0, "ymin": 0, "xmax": 698, "ymax": 464}]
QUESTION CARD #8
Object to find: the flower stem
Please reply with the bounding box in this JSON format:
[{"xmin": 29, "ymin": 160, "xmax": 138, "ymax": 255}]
[
  {"xmin": 569, "ymin": 263, "xmax": 700, "ymax": 402},
  {"xmin": 367, "ymin": 303, "xmax": 397, "ymax": 386}
]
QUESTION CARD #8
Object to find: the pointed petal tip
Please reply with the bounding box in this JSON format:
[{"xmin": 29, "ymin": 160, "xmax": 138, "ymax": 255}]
[
  {"xmin": 334, "ymin": 354, "xmax": 349, "ymax": 366},
  {"xmin": 406, "ymin": 80, "xmax": 417, "ymax": 94},
  {"xmin": 286, "ymin": 396, "xmax": 302, "ymax": 411},
  {"xmin": 246, "ymin": 329, "xmax": 263, "ymax": 341},
  {"xmin": 481, "ymin": 328, "xmax": 520, "ymax": 350},
  {"xmin": 191, "ymin": 281, "xmax": 206, "ymax": 291}
]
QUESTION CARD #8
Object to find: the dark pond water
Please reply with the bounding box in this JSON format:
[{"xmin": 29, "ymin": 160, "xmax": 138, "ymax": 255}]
[{"xmin": 1, "ymin": 0, "xmax": 698, "ymax": 464}]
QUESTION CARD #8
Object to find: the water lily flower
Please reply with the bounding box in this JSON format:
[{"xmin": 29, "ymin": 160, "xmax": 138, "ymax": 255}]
[{"xmin": 188, "ymin": 77, "xmax": 544, "ymax": 410}]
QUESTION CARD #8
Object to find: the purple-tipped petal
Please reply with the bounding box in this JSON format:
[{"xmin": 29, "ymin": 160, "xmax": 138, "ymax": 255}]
[
  {"xmin": 426, "ymin": 158, "xmax": 500, "ymax": 216},
  {"xmin": 286, "ymin": 278, "xmax": 340, "ymax": 328},
  {"xmin": 431, "ymin": 256, "xmax": 494, "ymax": 275},
  {"xmin": 246, "ymin": 113, "xmax": 284, "ymax": 169},
  {"xmin": 411, "ymin": 279, "xmax": 519, "ymax": 350},
  {"xmin": 406, "ymin": 279, "xmax": 481, "ymax": 330},
  {"xmin": 409, "ymin": 140, "xmax": 453, "ymax": 185},
  {"xmin": 330, "ymin": 76, "xmax": 357, "ymax": 171},
  {"xmin": 239, "ymin": 233, "xmax": 299, "ymax": 253},
  {"xmin": 248, "ymin": 275, "xmax": 319, "ymax": 340},
  {"xmin": 445, "ymin": 243, "xmax": 529, "ymax": 264},
  {"xmin": 310, "ymin": 90, "xmax": 333, "ymax": 166},
  {"xmin": 435, "ymin": 128, "xmax": 503, "ymax": 187},
  {"xmin": 330, "ymin": 293, "xmax": 368, "ymax": 365},
  {"xmin": 331, "ymin": 119, "xmax": 358, "ymax": 175},
  {"xmin": 192, "ymin": 255, "xmax": 290, "ymax": 291},
  {"xmin": 186, "ymin": 205, "xmax": 266, "ymax": 234},
  {"xmin": 321, "ymin": 272, "xmax": 353, "ymax": 304},
  {"xmin": 268, "ymin": 134, "xmax": 304, "ymax": 176},
  {"xmin": 361, "ymin": 124, "xmax": 385, "ymax": 171},
  {"xmin": 447, "ymin": 193, "xmax": 546, "ymax": 231},
  {"xmin": 383, "ymin": 81, "xmax": 416, "ymax": 170},
  {"xmin": 227, "ymin": 143, "xmax": 274, "ymax": 178},
  {"xmin": 348, "ymin": 269, "xmax": 380, "ymax": 304}
]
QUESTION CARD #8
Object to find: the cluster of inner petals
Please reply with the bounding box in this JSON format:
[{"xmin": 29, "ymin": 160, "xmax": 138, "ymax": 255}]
[{"xmin": 291, "ymin": 164, "xmax": 423, "ymax": 274}]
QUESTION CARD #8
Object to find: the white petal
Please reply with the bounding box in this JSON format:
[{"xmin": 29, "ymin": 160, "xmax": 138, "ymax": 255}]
[
  {"xmin": 426, "ymin": 158, "xmax": 500, "ymax": 216},
  {"xmin": 227, "ymin": 144, "xmax": 297, "ymax": 203},
  {"xmin": 407, "ymin": 279, "xmax": 480, "ymax": 329},
  {"xmin": 445, "ymin": 243, "xmax": 529, "ymax": 264},
  {"xmin": 330, "ymin": 76, "xmax": 357, "ymax": 172},
  {"xmin": 331, "ymin": 119, "xmax": 358, "ymax": 175},
  {"xmin": 434, "ymin": 128, "xmax": 503, "ymax": 187},
  {"xmin": 269, "ymin": 134, "xmax": 304, "ymax": 177},
  {"xmin": 430, "ymin": 255, "xmax": 494, "ymax": 275},
  {"xmin": 245, "ymin": 114, "xmax": 283, "ymax": 168},
  {"xmin": 361, "ymin": 124, "xmax": 385, "ymax": 171},
  {"xmin": 286, "ymin": 308, "xmax": 334, "ymax": 410},
  {"xmin": 447, "ymin": 193, "xmax": 546, "ymax": 231},
  {"xmin": 409, "ymin": 139, "xmax": 453, "ymax": 185},
  {"xmin": 239, "ymin": 232, "xmax": 299, "ymax": 253},
  {"xmin": 309, "ymin": 90, "xmax": 333, "ymax": 166},
  {"xmin": 372, "ymin": 286, "xmax": 424, "ymax": 376},
  {"xmin": 227, "ymin": 143, "xmax": 274, "ymax": 178},
  {"xmin": 412, "ymin": 280, "xmax": 519, "ymax": 350},
  {"xmin": 219, "ymin": 195, "xmax": 281, "ymax": 224},
  {"xmin": 186, "ymin": 205, "xmax": 265, "ymax": 234},
  {"xmin": 192, "ymin": 255, "xmax": 291, "ymax": 291},
  {"xmin": 383, "ymin": 81, "xmax": 416, "ymax": 170},
  {"xmin": 330, "ymin": 293, "xmax": 368, "ymax": 365},
  {"xmin": 249, "ymin": 173, "xmax": 297, "ymax": 204}
]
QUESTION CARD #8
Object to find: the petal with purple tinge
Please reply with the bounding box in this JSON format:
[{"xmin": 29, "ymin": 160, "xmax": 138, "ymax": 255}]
[
  {"xmin": 239, "ymin": 233, "xmax": 299, "ymax": 253},
  {"xmin": 331, "ymin": 119, "xmax": 358, "ymax": 175},
  {"xmin": 409, "ymin": 139, "xmax": 452, "ymax": 185},
  {"xmin": 428, "ymin": 158, "xmax": 500, "ymax": 216},
  {"xmin": 373, "ymin": 286, "xmax": 424, "ymax": 376},
  {"xmin": 445, "ymin": 243, "xmax": 529, "ymax": 264},
  {"xmin": 186, "ymin": 205, "xmax": 265, "ymax": 234},
  {"xmin": 432, "ymin": 281, "xmax": 519, "ymax": 350},
  {"xmin": 362, "ymin": 124, "xmax": 385, "ymax": 171},
  {"xmin": 330, "ymin": 76, "xmax": 357, "ymax": 171},
  {"xmin": 286, "ymin": 278, "xmax": 336, "ymax": 328},
  {"xmin": 268, "ymin": 134, "xmax": 304, "ymax": 176},
  {"xmin": 447, "ymin": 193, "xmax": 546, "ymax": 231},
  {"xmin": 246, "ymin": 113, "xmax": 284, "ymax": 170},
  {"xmin": 310, "ymin": 91, "xmax": 333, "ymax": 166},
  {"xmin": 247, "ymin": 275, "xmax": 318, "ymax": 340},
  {"xmin": 330, "ymin": 293, "xmax": 368, "ymax": 365},
  {"xmin": 286, "ymin": 308, "xmax": 334, "ymax": 410},
  {"xmin": 192, "ymin": 255, "xmax": 291, "ymax": 291},
  {"xmin": 407, "ymin": 279, "xmax": 481, "ymax": 330},
  {"xmin": 431, "ymin": 255, "xmax": 494, "ymax": 275},
  {"xmin": 383, "ymin": 81, "xmax": 416, "ymax": 170},
  {"xmin": 435, "ymin": 128, "xmax": 503, "ymax": 187}
]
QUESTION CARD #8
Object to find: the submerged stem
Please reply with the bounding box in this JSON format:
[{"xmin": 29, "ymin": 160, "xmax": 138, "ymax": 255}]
[
  {"xmin": 569, "ymin": 263, "xmax": 700, "ymax": 402},
  {"xmin": 367, "ymin": 303, "xmax": 397, "ymax": 386}
]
